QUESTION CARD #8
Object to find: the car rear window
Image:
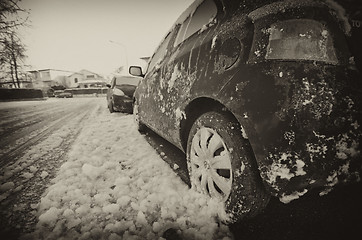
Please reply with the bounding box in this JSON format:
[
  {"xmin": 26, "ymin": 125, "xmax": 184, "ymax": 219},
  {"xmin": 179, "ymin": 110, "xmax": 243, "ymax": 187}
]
[
  {"xmin": 266, "ymin": 19, "xmax": 338, "ymax": 64},
  {"xmin": 115, "ymin": 77, "xmax": 139, "ymax": 86}
]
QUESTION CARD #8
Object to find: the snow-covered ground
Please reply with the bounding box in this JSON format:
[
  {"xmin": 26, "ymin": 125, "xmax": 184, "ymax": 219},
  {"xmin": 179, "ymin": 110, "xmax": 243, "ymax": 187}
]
[
  {"xmin": 6, "ymin": 99, "xmax": 232, "ymax": 239},
  {"xmin": 1, "ymin": 96, "xmax": 361, "ymax": 240}
]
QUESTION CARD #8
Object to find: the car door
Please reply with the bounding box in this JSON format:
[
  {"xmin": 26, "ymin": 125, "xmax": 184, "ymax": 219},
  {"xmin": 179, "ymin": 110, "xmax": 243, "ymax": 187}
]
[
  {"xmin": 150, "ymin": 0, "xmax": 220, "ymax": 146},
  {"xmin": 137, "ymin": 30, "xmax": 176, "ymax": 130}
]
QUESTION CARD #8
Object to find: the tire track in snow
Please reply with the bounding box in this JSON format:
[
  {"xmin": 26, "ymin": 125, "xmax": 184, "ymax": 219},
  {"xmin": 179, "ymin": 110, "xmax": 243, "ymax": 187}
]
[
  {"xmin": 0, "ymin": 104, "xmax": 68, "ymax": 140},
  {"xmin": 0, "ymin": 98, "xmax": 103, "ymax": 238},
  {"xmin": 0, "ymin": 102, "xmax": 66, "ymax": 124},
  {"xmin": 0, "ymin": 100, "xmax": 98, "ymax": 168}
]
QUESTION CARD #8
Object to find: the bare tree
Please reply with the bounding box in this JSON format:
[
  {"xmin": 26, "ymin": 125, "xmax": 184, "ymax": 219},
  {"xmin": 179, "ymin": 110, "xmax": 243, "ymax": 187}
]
[
  {"xmin": 0, "ymin": 0, "xmax": 29, "ymax": 88},
  {"xmin": 2, "ymin": 32, "xmax": 27, "ymax": 87}
]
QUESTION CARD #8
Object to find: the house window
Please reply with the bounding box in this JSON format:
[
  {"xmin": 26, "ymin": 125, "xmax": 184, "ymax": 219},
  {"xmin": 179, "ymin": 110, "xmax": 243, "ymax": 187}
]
[
  {"xmin": 86, "ymin": 75, "xmax": 95, "ymax": 79},
  {"xmin": 74, "ymin": 78, "xmax": 78, "ymax": 83}
]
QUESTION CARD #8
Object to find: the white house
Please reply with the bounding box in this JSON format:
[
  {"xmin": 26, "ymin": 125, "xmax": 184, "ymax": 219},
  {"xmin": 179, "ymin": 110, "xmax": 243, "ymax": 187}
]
[
  {"xmin": 26, "ymin": 69, "xmax": 106, "ymax": 89},
  {"xmin": 67, "ymin": 69, "xmax": 107, "ymax": 88},
  {"xmin": 28, "ymin": 69, "xmax": 72, "ymax": 89}
]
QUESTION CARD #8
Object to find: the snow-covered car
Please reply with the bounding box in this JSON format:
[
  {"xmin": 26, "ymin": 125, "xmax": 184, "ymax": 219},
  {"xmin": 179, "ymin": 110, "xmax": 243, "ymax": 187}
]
[
  {"xmin": 106, "ymin": 76, "xmax": 140, "ymax": 113},
  {"xmin": 130, "ymin": 0, "xmax": 362, "ymax": 223},
  {"xmin": 54, "ymin": 90, "xmax": 73, "ymax": 98}
]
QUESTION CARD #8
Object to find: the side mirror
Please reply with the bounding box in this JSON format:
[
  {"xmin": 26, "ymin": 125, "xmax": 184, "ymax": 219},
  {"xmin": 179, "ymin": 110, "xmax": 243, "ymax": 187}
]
[
  {"xmin": 106, "ymin": 84, "xmax": 111, "ymax": 88},
  {"xmin": 129, "ymin": 66, "xmax": 144, "ymax": 77}
]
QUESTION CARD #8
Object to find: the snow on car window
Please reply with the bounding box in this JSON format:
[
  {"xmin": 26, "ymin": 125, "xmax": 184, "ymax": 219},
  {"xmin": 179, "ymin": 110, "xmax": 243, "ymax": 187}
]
[{"xmin": 266, "ymin": 19, "xmax": 338, "ymax": 64}]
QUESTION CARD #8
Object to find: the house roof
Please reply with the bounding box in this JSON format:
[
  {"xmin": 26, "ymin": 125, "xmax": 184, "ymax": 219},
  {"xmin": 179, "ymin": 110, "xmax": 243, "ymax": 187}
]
[
  {"xmin": 68, "ymin": 72, "xmax": 83, "ymax": 77},
  {"xmin": 28, "ymin": 69, "xmax": 76, "ymax": 74},
  {"xmin": 78, "ymin": 80, "xmax": 107, "ymax": 84},
  {"xmin": 68, "ymin": 69, "xmax": 104, "ymax": 78}
]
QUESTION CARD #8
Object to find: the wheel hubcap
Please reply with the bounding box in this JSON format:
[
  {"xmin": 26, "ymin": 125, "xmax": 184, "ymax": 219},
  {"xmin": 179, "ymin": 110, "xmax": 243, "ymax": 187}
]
[{"xmin": 189, "ymin": 127, "xmax": 232, "ymax": 202}]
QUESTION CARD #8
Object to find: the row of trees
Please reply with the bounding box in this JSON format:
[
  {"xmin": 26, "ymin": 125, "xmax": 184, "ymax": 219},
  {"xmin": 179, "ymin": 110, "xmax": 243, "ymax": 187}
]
[{"xmin": 0, "ymin": 0, "xmax": 29, "ymax": 88}]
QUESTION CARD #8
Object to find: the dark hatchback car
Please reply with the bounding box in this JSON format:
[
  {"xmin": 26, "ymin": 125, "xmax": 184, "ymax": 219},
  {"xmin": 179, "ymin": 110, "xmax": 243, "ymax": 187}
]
[
  {"xmin": 106, "ymin": 76, "xmax": 140, "ymax": 113},
  {"xmin": 130, "ymin": 0, "xmax": 362, "ymax": 222}
]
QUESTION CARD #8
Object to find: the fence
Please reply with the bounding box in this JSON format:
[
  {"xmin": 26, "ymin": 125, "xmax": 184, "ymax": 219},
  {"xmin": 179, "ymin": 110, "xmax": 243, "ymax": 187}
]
[
  {"xmin": 0, "ymin": 88, "xmax": 44, "ymax": 100},
  {"xmin": 64, "ymin": 88, "xmax": 108, "ymax": 96}
]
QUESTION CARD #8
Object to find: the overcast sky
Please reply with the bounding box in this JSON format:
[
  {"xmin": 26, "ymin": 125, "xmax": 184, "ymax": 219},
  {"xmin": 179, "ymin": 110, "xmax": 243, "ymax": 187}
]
[{"xmin": 19, "ymin": 0, "xmax": 194, "ymax": 76}]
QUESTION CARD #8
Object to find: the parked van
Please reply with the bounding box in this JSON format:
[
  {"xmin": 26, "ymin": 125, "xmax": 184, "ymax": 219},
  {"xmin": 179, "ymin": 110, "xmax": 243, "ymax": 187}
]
[{"xmin": 130, "ymin": 0, "xmax": 362, "ymax": 222}]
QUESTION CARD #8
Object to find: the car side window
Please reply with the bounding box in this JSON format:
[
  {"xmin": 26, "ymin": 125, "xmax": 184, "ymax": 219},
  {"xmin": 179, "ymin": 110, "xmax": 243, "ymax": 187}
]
[
  {"xmin": 184, "ymin": 0, "xmax": 217, "ymax": 39},
  {"xmin": 265, "ymin": 19, "xmax": 338, "ymax": 64},
  {"xmin": 148, "ymin": 32, "xmax": 172, "ymax": 72},
  {"xmin": 174, "ymin": 0, "xmax": 217, "ymax": 47},
  {"xmin": 174, "ymin": 17, "xmax": 191, "ymax": 47}
]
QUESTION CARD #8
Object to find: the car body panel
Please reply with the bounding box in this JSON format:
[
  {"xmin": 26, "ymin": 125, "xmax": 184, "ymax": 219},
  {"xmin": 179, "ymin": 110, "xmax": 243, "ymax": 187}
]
[
  {"xmin": 219, "ymin": 62, "xmax": 362, "ymax": 199},
  {"xmin": 133, "ymin": 0, "xmax": 362, "ymax": 202}
]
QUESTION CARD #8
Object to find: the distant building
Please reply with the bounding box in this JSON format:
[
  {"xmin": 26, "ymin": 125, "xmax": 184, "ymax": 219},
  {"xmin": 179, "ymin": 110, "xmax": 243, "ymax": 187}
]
[
  {"xmin": 67, "ymin": 69, "xmax": 107, "ymax": 88},
  {"xmin": 0, "ymin": 72, "xmax": 34, "ymax": 89},
  {"xmin": 0, "ymin": 80, "xmax": 33, "ymax": 89},
  {"xmin": 28, "ymin": 69, "xmax": 73, "ymax": 89},
  {"xmin": 1, "ymin": 69, "xmax": 107, "ymax": 89},
  {"xmin": 26, "ymin": 69, "xmax": 107, "ymax": 89}
]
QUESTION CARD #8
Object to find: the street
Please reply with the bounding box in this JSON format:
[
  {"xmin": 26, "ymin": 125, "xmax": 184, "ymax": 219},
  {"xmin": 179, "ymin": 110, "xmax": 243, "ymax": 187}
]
[{"xmin": 0, "ymin": 98, "xmax": 104, "ymax": 238}]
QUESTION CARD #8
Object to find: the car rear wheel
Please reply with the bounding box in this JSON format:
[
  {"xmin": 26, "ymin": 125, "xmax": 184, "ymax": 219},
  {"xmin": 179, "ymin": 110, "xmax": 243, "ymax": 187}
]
[{"xmin": 186, "ymin": 111, "xmax": 270, "ymax": 223}]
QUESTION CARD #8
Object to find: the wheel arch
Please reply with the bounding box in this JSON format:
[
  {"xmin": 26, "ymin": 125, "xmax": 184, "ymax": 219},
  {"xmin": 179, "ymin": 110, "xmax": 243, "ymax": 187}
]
[
  {"xmin": 180, "ymin": 96, "xmax": 267, "ymax": 179},
  {"xmin": 181, "ymin": 97, "xmax": 271, "ymax": 220},
  {"xmin": 180, "ymin": 97, "xmax": 223, "ymax": 151},
  {"xmin": 180, "ymin": 97, "xmax": 250, "ymax": 153}
]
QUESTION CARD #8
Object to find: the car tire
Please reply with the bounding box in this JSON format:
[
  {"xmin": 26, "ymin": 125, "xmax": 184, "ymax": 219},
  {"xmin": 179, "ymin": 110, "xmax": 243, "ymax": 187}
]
[
  {"xmin": 133, "ymin": 102, "xmax": 146, "ymax": 133},
  {"xmin": 186, "ymin": 111, "xmax": 270, "ymax": 223}
]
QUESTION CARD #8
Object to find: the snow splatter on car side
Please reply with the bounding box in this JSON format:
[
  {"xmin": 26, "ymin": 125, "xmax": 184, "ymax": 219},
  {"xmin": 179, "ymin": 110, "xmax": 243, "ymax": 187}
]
[{"xmin": 131, "ymin": 0, "xmax": 362, "ymax": 223}]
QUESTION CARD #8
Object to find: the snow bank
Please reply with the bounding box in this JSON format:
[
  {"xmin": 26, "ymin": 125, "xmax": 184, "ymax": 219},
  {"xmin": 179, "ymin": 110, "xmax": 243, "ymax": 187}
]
[{"xmin": 26, "ymin": 110, "xmax": 232, "ymax": 239}]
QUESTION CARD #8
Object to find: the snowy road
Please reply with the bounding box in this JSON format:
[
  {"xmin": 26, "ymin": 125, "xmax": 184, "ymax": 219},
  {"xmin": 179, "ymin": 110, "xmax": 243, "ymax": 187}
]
[
  {"xmin": 0, "ymin": 98, "xmax": 105, "ymax": 238},
  {"xmin": 0, "ymin": 98, "xmax": 231, "ymax": 240},
  {"xmin": 0, "ymin": 98, "xmax": 100, "ymax": 167},
  {"xmin": 1, "ymin": 98, "xmax": 361, "ymax": 240}
]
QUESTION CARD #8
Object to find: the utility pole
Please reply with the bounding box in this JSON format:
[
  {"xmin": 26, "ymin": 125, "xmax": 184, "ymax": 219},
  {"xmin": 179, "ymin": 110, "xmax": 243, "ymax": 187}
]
[{"xmin": 109, "ymin": 40, "xmax": 129, "ymax": 74}]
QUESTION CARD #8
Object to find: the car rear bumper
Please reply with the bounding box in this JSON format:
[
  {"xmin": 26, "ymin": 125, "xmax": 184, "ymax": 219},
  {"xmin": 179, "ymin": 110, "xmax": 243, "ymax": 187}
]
[
  {"xmin": 256, "ymin": 116, "xmax": 362, "ymax": 203},
  {"xmin": 112, "ymin": 95, "xmax": 133, "ymax": 113},
  {"xmin": 228, "ymin": 64, "xmax": 362, "ymax": 202}
]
